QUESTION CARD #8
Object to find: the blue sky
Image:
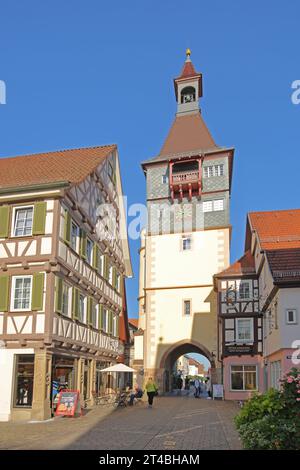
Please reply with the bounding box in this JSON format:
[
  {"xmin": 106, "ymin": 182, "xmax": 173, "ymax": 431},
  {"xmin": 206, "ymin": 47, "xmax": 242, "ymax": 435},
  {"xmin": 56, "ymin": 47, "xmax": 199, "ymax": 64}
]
[{"xmin": 0, "ymin": 1, "xmax": 299, "ymax": 323}]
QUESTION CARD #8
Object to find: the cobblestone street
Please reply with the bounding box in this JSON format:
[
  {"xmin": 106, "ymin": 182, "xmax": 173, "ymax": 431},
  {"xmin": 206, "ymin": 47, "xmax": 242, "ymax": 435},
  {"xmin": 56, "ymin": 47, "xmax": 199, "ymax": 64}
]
[{"xmin": 0, "ymin": 396, "xmax": 242, "ymax": 450}]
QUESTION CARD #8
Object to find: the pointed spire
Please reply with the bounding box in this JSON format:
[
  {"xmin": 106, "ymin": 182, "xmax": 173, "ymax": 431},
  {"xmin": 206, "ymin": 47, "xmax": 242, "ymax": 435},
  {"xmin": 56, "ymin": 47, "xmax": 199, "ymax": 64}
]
[{"xmin": 178, "ymin": 48, "xmax": 198, "ymax": 79}]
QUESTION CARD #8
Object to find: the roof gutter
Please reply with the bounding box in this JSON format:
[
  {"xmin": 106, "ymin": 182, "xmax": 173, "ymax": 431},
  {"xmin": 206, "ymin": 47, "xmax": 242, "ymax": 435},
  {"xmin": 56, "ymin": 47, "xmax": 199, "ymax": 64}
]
[{"xmin": 0, "ymin": 180, "xmax": 70, "ymax": 195}]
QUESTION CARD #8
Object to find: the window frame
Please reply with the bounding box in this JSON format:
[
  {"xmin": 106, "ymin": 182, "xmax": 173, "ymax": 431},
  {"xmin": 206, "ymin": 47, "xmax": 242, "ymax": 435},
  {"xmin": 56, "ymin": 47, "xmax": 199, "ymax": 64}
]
[
  {"xmin": 183, "ymin": 299, "xmax": 192, "ymax": 317},
  {"xmin": 182, "ymin": 236, "xmax": 192, "ymax": 251},
  {"xmin": 13, "ymin": 354, "xmax": 35, "ymax": 408},
  {"xmin": 238, "ymin": 280, "xmax": 252, "ymax": 300},
  {"xmin": 78, "ymin": 294, "xmax": 87, "ymax": 324},
  {"xmin": 70, "ymin": 220, "xmax": 80, "ymax": 253},
  {"xmin": 86, "ymin": 238, "xmax": 94, "ymax": 265},
  {"xmin": 11, "ymin": 205, "xmax": 34, "ymax": 238},
  {"xmin": 235, "ymin": 318, "xmax": 254, "ymax": 343},
  {"xmin": 10, "ymin": 275, "xmax": 33, "ymax": 312},
  {"xmin": 230, "ymin": 364, "xmax": 258, "ymax": 392},
  {"xmin": 61, "ymin": 281, "xmax": 72, "ymax": 317},
  {"xmin": 286, "ymin": 308, "xmax": 297, "ymax": 325}
]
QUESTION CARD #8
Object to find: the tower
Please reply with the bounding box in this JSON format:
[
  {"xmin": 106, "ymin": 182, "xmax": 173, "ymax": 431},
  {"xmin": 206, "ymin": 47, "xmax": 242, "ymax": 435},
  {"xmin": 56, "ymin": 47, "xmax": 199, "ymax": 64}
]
[{"xmin": 137, "ymin": 51, "xmax": 235, "ymax": 390}]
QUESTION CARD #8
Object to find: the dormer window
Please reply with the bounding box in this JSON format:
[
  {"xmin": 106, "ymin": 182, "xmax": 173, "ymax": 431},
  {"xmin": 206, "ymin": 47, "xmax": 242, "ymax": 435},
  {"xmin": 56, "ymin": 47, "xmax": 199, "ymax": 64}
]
[{"xmin": 181, "ymin": 86, "xmax": 196, "ymax": 104}]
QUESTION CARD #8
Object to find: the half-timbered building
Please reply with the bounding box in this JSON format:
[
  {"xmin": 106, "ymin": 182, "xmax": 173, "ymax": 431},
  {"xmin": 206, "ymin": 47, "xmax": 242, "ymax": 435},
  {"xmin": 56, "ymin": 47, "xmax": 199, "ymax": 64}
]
[
  {"xmin": 0, "ymin": 145, "xmax": 132, "ymax": 421},
  {"xmin": 214, "ymin": 251, "xmax": 264, "ymax": 400}
]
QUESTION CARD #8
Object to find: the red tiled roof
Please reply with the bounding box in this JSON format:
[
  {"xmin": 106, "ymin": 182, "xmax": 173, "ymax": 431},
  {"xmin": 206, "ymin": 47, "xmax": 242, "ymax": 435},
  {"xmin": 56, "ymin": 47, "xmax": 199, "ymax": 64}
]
[
  {"xmin": 0, "ymin": 145, "xmax": 116, "ymax": 190},
  {"xmin": 215, "ymin": 250, "xmax": 256, "ymax": 278},
  {"xmin": 128, "ymin": 318, "xmax": 138, "ymax": 329},
  {"xmin": 266, "ymin": 248, "xmax": 300, "ymax": 283},
  {"xmin": 249, "ymin": 209, "xmax": 300, "ymax": 250},
  {"xmin": 178, "ymin": 61, "xmax": 198, "ymax": 79},
  {"xmin": 159, "ymin": 112, "xmax": 217, "ymax": 156}
]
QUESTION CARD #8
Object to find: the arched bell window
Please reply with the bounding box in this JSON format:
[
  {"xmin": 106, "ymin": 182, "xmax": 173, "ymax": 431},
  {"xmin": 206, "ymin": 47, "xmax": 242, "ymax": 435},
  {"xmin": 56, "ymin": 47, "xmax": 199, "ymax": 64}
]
[{"xmin": 181, "ymin": 86, "xmax": 196, "ymax": 104}]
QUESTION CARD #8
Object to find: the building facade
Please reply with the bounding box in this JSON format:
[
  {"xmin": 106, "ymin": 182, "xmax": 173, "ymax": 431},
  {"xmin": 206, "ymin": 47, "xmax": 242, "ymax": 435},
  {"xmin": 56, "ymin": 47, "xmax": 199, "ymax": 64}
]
[
  {"xmin": 137, "ymin": 50, "xmax": 234, "ymax": 391},
  {"xmin": 215, "ymin": 209, "xmax": 300, "ymax": 399},
  {"xmin": 0, "ymin": 145, "xmax": 132, "ymax": 421}
]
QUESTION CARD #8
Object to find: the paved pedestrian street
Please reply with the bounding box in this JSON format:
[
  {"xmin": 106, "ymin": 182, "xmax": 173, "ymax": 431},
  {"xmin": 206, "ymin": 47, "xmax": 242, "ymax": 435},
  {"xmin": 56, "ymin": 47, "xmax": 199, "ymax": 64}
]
[{"xmin": 0, "ymin": 396, "xmax": 241, "ymax": 450}]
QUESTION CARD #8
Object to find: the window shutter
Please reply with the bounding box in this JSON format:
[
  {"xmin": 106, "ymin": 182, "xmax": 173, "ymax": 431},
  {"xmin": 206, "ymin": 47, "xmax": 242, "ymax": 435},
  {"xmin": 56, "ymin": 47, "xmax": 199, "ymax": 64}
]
[
  {"xmin": 116, "ymin": 314, "xmax": 119, "ymax": 337},
  {"xmin": 87, "ymin": 297, "xmax": 93, "ymax": 326},
  {"xmin": 0, "ymin": 276, "xmax": 9, "ymax": 311},
  {"xmin": 99, "ymin": 304, "xmax": 103, "ymax": 330},
  {"xmin": 108, "ymin": 310, "xmax": 113, "ymax": 334},
  {"xmin": 32, "ymin": 202, "xmax": 46, "ymax": 235},
  {"xmin": 56, "ymin": 277, "xmax": 63, "ymax": 313},
  {"xmin": 80, "ymin": 230, "xmax": 87, "ymax": 259},
  {"xmin": 92, "ymin": 245, "xmax": 99, "ymax": 270},
  {"xmin": 64, "ymin": 211, "xmax": 71, "ymax": 245},
  {"xmin": 72, "ymin": 287, "xmax": 79, "ymax": 320},
  {"xmin": 31, "ymin": 273, "xmax": 44, "ymax": 311},
  {"xmin": 103, "ymin": 255, "xmax": 108, "ymax": 280},
  {"xmin": 0, "ymin": 206, "xmax": 10, "ymax": 238}
]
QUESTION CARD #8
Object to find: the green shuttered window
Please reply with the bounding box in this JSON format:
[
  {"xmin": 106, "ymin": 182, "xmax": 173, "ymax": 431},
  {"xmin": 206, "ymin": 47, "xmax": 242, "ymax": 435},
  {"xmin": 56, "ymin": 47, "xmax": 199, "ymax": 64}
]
[
  {"xmin": 31, "ymin": 273, "xmax": 44, "ymax": 310},
  {"xmin": 0, "ymin": 206, "xmax": 10, "ymax": 238},
  {"xmin": 32, "ymin": 202, "xmax": 46, "ymax": 235},
  {"xmin": 0, "ymin": 276, "xmax": 9, "ymax": 311}
]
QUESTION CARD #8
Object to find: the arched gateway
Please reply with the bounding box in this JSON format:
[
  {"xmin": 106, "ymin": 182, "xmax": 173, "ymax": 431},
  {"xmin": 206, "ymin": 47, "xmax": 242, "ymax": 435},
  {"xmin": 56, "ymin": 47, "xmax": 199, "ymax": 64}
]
[{"xmin": 134, "ymin": 51, "xmax": 234, "ymax": 394}]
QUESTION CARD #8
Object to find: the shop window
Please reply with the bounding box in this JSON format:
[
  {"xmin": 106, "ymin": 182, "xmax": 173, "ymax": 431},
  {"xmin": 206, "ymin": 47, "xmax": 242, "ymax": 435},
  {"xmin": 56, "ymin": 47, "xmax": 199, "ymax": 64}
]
[
  {"xmin": 231, "ymin": 365, "xmax": 257, "ymax": 391},
  {"xmin": 12, "ymin": 206, "xmax": 33, "ymax": 237},
  {"xmin": 14, "ymin": 355, "xmax": 34, "ymax": 407}
]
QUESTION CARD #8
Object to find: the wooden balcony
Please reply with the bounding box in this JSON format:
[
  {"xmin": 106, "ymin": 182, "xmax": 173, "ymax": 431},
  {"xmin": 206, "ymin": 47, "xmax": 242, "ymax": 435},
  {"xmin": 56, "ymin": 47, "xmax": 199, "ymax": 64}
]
[
  {"xmin": 170, "ymin": 161, "xmax": 202, "ymax": 200},
  {"xmin": 172, "ymin": 170, "xmax": 199, "ymax": 184}
]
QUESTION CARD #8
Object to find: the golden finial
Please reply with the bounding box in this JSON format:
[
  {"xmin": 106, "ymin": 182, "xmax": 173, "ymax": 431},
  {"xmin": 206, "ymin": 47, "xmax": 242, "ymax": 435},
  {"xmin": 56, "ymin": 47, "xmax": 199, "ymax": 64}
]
[{"xmin": 186, "ymin": 48, "xmax": 191, "ymax": 58}]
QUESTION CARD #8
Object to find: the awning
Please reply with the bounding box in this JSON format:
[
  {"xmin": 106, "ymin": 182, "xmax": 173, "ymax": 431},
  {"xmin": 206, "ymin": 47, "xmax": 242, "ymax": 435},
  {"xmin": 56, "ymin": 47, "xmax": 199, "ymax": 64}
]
[{"xmin": 100, "ymin": 363, "xmax": 136, "ymax": 373}]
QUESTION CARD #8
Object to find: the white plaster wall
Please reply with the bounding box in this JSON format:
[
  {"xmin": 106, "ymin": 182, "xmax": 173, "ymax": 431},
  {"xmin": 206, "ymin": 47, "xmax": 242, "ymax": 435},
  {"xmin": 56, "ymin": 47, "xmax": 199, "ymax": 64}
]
[
  {"xmin": 134, "ymin": 335, "xmax": 143, "ymax": 360},
  {"xmin": 147, "ymin": 230, "xmax": 228, "ymax": 288},
  {"xmin": 0, "ymin": 349, "xmax": 34, "ymax": 421},
  {"xmin": 278, "ymin": 288, "xmax": 300, "ymax": 349}
]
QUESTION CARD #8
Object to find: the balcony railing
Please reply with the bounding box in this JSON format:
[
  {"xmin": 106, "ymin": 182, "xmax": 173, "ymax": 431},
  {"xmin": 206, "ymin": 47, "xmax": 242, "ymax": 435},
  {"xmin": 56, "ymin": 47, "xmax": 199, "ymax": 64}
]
[{"xmin": 172, "ymin": 170, "xmax": 199, "ymax": 184}]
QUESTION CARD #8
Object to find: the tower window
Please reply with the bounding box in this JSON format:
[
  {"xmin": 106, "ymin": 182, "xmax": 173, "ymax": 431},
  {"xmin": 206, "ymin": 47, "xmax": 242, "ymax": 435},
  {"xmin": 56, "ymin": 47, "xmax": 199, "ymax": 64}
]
[
  {"xmin": 286, "ymin": 309, "xmax": 297, "ymax": 324},
  {"xmin": 204, "ymin": 164, "xmax": 224, "ymax": 178},
  {"xmin": 181, "ymin": 86, "xmax": 196, "ymax": 104},
  {"xmin": 182, "ymin": 236, "xmax": 191, "ymax": 251},
  {"xmin": 183, "ymin": 300, "xmax": 191, "ymax": 316},
  {"xmin": 162, "ymin": 175, "xmax": 168, "ymax": 184}
]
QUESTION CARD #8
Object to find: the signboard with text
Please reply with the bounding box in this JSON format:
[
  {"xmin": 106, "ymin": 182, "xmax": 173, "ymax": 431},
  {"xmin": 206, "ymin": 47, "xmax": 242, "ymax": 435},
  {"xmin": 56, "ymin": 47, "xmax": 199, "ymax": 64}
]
[
  {"xmin": 213, "ymin": 384, "xmax": 224, "ymax": 400},
  {"xmin": 55, "ymin": 390, "xmax": 82, "ymax": 417}
]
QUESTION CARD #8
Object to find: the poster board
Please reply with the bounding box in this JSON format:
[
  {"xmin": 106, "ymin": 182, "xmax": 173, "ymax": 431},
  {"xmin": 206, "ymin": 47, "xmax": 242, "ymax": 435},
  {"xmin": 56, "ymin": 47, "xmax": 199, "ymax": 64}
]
[
  {"xmin": 55, "ymin": 390, "xmax": 82, "ymax": 417},
  {"xmin": 212, "ymin": 384, "xmax": 224, "ymax": 400}
]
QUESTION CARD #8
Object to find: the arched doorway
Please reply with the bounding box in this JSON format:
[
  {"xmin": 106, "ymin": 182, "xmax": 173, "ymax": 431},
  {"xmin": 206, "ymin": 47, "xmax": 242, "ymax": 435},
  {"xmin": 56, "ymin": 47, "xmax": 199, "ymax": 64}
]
[{"xmin": 159, "ymin": 339, "xmax": 216, "ymax": 393}]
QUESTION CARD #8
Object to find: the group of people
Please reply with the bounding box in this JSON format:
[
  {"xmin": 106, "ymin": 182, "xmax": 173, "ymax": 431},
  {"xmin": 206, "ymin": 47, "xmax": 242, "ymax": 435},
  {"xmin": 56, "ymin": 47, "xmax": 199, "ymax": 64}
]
[
  {"xmin": 194, "ymin": 377, "xmax": 211, "ymax": 398},
  {"xmin": 128, "ymin": 377, "xmax": 158, "ymax": 408}
]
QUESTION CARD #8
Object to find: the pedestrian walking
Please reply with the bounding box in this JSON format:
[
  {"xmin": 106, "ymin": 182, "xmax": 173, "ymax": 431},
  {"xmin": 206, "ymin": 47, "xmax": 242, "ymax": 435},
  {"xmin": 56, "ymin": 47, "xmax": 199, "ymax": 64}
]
[
  {"xmin": 194, "ymin": 378, "xmax": 200, "ymax": 398},
  {"xmin": 145, "ymin": 377, "xmax": 158, "ymax": 408},
  {"xmin": 205, "ymin": 378, "xmax": 211, "ymax": 398}
]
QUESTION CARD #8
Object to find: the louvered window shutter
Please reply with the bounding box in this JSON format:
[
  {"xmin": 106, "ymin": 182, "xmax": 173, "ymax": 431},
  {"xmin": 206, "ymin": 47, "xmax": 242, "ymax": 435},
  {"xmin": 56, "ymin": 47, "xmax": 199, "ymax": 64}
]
[
  {"xmin": 0, "ymin": 276, "xmax": 10, "ymax": 311},
  {"xmin": 32, "ymin": 202, "xmax": 47, "ymax": 235},
  {"xmin": 0, "ymin": 206, "xmax": 10, "ymax": 238},
  {"xmin": 64, "ymin": 211, "xmax": 71, "ymax": 245},
  {"xmin": 56, "ymin": 277, "xmax": 63, "ymax": 313},
  {"xmin": 31, "ymin": 273, "xmax": 44, "ymax": 311}
]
